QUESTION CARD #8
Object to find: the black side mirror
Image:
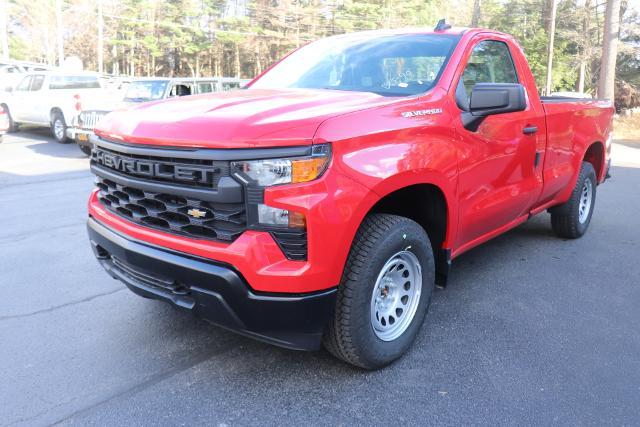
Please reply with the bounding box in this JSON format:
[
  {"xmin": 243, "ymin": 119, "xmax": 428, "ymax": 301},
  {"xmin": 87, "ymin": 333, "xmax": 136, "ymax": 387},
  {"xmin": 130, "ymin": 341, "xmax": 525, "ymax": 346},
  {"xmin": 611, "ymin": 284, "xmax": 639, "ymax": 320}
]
[{"xmin": 462, "ymin": 83, "xmax": 527, "ymax": 131}]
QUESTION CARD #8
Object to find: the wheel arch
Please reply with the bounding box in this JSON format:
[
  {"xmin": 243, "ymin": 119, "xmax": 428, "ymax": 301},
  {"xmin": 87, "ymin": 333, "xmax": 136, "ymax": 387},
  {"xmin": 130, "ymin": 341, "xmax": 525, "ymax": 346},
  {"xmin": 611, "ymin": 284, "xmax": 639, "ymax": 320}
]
[
  {"xmin": 50, "ymin": 107, "xmax": 64, "ymax": 124},
  {"xmin": 583, "ymin": 141, "xmax": 606, "ymax": 182},
  {"xmin": 364, "ymin": 182, "xmax": 453, "ymax": 284}
]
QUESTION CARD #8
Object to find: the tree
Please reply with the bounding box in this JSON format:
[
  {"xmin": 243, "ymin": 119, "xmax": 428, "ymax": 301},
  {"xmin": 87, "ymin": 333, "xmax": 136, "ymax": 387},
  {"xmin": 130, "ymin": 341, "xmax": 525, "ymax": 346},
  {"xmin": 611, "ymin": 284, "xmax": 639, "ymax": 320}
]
[
  {"xmin": 598, "ymin": 0, "xmax": 622, "ymax": 99},
  {"xmin": 471, "ymin": 0, "xmax": 481, "ymax": 27},
  {"xmin": 55, "ymin": 0, "xmax": 64, "ymax": 65}
]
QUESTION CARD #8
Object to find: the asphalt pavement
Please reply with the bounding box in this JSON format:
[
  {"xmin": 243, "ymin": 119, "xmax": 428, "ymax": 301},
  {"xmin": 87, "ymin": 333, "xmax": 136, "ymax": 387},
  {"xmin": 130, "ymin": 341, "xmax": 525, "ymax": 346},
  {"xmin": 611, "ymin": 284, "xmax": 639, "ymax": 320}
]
[{"xmin": 1, "ymin": 128, "xmax": 639, "ymax": 426}]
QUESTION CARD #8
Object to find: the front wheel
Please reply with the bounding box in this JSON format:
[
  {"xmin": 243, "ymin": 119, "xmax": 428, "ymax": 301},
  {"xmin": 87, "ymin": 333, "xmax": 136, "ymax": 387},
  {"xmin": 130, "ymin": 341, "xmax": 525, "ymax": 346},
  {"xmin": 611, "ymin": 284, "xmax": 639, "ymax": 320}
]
[
  {"xmin": 550, "ymin": 161, "xmax": 597, "ymax": 238},
  {"xmin": 323, "ymin": 214, "xmax": 435, "ymax": 370},
  {"xmin": 51, "ymin": 112, "xmax": 71, "ymax": 144}
]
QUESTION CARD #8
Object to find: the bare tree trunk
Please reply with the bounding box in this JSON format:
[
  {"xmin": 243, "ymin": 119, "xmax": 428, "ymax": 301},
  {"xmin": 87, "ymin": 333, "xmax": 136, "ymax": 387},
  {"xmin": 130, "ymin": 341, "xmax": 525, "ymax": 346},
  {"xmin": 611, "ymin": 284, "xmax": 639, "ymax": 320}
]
[
  {"xmin": 471, "ymin": 0, "xmax": 482, "ymax": 27},
  {"xmin": 255, "ymin": 42, "xmax": 261, "ymax": 76},
  {"xmin": 97, "ymin": 0, "xmax": 103, "ymax": 73},
  {"xmin": 577, "ymin": 0, "xmax": 590, "ymax": 93},
  {"xmin": 129, "ymin": 34, "xmax": 135, "ymax": 77},
  {"xmin": 55, "ymin": 0, "xmax": 64, "ymax": 66},
  {"xmin": 295, "ymin": 1, "xmax": 300, "ymax": 48},
  {"xmin": 234, "ymin": 42, "xmax": 240, "ymax": 78},
  {"xmin": 544, "ymin": 0, "xmax": 558, "ymax": 96},
  {"xmin": 0, "ymin": 0, "xmax": 9, "ymax": 61},
  {"xmin": 112, "ymin": 44, "xmax": 117, "ymax": 75},
  {"xmin": 577, "ymin": 62, "xmax": 586, "ymax": 93},
  {"xmin": 598, "ymin": 0, "xmax": 622, "ymax": 100}
]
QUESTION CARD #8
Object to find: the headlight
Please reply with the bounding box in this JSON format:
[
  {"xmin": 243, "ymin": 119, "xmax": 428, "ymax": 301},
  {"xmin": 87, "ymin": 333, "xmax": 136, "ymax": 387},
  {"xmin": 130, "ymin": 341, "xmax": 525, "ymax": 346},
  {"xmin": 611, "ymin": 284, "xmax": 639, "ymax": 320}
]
[{"xmin": 231, "ymin": 144, "xmax": 331, "ymax": 187}]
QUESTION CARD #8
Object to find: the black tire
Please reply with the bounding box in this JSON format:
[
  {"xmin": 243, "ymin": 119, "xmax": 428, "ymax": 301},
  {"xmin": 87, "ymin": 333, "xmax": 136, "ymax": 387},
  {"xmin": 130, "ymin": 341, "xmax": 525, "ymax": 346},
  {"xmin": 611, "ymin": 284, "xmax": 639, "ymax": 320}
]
[
  {"xmin": 3, "ymin": 105, "xmax": 18, "ymax": 132},
  {"xmin": 51, "ymin": 111, "xmax": 71, "ymax": 144},
  {"xmin": 78, "ymin": 143, "xmax": 92, "ymax": 156},
  {"xmin": 550, "ymin": 161, "xmax": 597, "ymax": 239},
  {"xmin": 323, "ymin": 214, "xmax": 435, "ymax": 370}
]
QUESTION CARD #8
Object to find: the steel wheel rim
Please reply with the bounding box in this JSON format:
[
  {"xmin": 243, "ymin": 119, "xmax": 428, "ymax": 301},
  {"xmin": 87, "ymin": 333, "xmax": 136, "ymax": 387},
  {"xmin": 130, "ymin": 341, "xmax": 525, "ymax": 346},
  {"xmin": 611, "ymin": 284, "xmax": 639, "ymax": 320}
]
[
  {"xmin": 54, "ymin": 119, "xmax": 65, "ymax": 140},
  {"xmin": 578, "ymin": 179, "xmax": 593, "ymax": 224},
  {"xmin": 370, "ymin": 250, "xmax": 422, "ymax": 342}
]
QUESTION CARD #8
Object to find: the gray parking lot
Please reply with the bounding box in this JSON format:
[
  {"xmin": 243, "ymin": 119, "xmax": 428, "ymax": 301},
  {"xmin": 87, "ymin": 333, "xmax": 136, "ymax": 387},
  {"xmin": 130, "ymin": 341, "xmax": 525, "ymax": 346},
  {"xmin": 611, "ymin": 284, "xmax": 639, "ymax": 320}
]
[{"xmin": 2, "ymin": 128, "xmax": 640, "ymax": 426}]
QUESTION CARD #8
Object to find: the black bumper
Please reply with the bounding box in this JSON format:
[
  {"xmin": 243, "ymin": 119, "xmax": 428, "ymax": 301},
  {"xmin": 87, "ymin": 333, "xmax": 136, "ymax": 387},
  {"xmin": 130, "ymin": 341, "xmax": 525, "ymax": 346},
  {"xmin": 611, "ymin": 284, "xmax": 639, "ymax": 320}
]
[{"xmin": 87, "ymin": 218, "xmax": 336, "ymax": 351}]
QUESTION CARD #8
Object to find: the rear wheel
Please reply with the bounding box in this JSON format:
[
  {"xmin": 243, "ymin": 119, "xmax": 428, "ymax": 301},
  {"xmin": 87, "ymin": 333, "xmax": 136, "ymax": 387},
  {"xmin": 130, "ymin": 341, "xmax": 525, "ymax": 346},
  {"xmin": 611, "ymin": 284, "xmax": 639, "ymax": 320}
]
[
  {"xmin": 323, "ymin": 214, "xmax": 435, "ymax": 370},
  {"xmin": 550, "ymin": 161, "xmax": 597, "ymax": 238},
  {"xmin": 51, "ymin": 111, "xmax": 71, "ymax": 144}
]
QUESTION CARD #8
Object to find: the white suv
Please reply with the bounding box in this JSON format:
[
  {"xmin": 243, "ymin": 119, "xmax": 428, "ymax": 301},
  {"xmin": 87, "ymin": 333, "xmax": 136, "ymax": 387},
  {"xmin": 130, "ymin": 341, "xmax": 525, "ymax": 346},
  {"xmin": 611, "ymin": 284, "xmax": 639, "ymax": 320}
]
[{"xmin": 0, "ymin": 72, "xmax": 105, "ymax": 143}]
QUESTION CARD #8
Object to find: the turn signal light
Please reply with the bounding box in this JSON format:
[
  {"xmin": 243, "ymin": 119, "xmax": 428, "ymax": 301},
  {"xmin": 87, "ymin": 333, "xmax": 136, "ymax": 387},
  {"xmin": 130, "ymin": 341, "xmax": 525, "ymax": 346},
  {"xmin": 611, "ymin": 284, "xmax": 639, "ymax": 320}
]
[{"xmin": 292, "ymin": 157, "xmax": 330, "ymax": 183}]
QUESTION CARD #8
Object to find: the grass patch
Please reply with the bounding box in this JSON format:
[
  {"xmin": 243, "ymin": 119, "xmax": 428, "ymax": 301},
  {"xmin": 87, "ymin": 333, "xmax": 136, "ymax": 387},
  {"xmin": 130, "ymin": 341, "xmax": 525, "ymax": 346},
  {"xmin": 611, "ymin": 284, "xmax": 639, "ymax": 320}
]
[{"xmin": 614, "ymin": 115, "xmax": 640, "ymax": 141}]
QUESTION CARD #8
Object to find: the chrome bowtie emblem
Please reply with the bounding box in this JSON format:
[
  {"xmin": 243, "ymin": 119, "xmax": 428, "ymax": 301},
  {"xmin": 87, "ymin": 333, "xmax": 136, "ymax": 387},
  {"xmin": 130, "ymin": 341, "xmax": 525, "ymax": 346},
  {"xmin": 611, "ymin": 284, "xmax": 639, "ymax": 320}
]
[{"xmin": 187, "ymin": 208, "xmax": 207, "ymax": 218}]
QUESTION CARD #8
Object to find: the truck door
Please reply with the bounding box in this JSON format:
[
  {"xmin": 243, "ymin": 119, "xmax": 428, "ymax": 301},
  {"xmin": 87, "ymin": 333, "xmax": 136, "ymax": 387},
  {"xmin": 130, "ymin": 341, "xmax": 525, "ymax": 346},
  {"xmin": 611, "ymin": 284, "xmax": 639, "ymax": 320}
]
[
  {"xmin": 26, "ymin": 74, "xmax": 46, "ymax": 124},
  {"xmin": 11, "ymin": 76, "xmax": 32, "ymax": 122},
  {"xmin": 453, "ymin": 38, "xmax": 546, "ymax": 248}
]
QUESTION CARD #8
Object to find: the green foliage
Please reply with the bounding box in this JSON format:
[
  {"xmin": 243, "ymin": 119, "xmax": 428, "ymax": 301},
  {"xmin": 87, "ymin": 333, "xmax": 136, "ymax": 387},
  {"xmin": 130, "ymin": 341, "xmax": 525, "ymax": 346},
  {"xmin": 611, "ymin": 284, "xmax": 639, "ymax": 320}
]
[{"xmin": 5, "ymin": 0, "xmax": 639, "ymax": 102}]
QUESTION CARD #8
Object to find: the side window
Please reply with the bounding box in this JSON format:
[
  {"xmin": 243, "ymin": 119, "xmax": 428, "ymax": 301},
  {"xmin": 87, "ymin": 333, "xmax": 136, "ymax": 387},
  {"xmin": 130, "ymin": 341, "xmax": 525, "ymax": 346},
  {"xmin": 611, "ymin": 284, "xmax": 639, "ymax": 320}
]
[
  {"xmin": 197, "ymin": 82, "xmax": 213, "ymax": 93},
  {"xmin": 222, "ymin": 82, "xmax": 240, "ymax": 91},
  {"xmin": 15, "ymin": 76, "xmax": 32, "ymax": 91},
  {"xmin": 30, "ymin": 75, "xmax": 45, "ymax": 91},
  {"xmin": 169, "ymin": 84, "xmax": 192, "ymax": 97},
  {"xmin": 459, "ymin": 40, "xmax": 518, "ymax": 98}
]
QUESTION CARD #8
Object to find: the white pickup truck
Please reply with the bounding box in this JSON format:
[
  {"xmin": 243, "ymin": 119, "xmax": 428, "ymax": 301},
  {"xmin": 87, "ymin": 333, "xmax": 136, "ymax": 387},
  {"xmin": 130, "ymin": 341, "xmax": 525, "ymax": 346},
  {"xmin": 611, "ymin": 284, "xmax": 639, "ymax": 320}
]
[
  {"xmin": 73, "ymin": 77, "xmax": 249, "ymax": 155},
  {"xmin": 0, "ymin": 72, "xmax": 105, "ymax": 143}
]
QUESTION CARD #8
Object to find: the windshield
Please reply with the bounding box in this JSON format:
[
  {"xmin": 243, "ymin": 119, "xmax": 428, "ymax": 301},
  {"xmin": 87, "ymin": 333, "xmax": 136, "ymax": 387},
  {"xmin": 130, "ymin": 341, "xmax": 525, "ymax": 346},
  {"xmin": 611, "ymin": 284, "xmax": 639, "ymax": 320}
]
[
  {"xmin": 250, "ymin": 34, "xmax": 459, "ymax": 97},
  {"xmin": 124, "ymin": 80, "xmax": 169, "ymax": 102}
]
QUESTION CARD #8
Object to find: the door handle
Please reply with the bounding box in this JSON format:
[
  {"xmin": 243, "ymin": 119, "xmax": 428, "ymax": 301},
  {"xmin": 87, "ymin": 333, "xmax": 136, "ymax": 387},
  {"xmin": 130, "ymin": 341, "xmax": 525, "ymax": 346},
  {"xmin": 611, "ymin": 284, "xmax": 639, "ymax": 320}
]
[{"xmin": 523, "ymin": 126, "xmax": 538, "ymax": 135}]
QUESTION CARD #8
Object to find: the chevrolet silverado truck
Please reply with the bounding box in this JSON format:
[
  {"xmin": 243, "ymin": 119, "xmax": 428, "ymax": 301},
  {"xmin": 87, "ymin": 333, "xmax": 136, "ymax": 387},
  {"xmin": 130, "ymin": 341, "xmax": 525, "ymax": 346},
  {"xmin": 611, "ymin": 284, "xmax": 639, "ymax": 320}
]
[{"xmin": 87, "ymin": 24, "xmax": 614, "ymax": 369}]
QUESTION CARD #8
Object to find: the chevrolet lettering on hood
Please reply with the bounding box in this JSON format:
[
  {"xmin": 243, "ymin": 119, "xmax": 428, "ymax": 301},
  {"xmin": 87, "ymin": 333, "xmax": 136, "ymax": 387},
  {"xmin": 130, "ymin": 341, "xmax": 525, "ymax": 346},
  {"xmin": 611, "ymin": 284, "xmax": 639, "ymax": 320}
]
[{"xmin": 91, "ymin": 148, "xmax": 219, "ymax": 185}]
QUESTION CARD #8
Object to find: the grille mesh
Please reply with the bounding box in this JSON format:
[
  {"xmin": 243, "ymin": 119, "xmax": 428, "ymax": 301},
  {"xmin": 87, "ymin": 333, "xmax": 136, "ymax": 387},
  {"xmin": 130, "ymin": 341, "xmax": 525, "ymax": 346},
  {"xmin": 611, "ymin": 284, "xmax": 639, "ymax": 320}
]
[
  {"xmin": 96, "ymin": 176, "xmax": 246, "ymax": 241},
  {"xmin": 79, "ymin": 111, "xmax": 108, "ymax": 130}
]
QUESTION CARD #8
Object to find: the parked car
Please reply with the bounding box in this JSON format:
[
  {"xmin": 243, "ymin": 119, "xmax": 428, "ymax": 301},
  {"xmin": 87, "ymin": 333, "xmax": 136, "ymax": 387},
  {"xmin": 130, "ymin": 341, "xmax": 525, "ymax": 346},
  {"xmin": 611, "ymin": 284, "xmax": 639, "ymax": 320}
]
[
  {"xmin": 0, "ymin": 71, "xmax": 104, "ymax": 143},
  {"xmin": 73, "ymin": 77, "xmax": 247, "ymax": 155},
  {"xmin": 86, "ymin": 24, "xmax": 613, "ymax": 369}
]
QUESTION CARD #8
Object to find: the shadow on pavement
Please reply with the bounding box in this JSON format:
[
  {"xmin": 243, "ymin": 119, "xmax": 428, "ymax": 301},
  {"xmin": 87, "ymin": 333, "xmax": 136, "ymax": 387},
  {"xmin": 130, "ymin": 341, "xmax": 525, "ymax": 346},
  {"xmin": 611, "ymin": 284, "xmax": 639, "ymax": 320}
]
[{"xmin": 3, "ymin": 127, "xmax": 87, "ymax": 160}]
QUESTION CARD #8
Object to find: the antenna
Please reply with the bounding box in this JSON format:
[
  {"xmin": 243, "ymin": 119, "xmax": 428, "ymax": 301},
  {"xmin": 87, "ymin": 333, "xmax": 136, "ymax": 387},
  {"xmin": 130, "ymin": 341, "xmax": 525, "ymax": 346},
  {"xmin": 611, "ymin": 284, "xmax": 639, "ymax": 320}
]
[{"xmin": 434, "ymin": 19, "xmax": 452, "ymax": 31}]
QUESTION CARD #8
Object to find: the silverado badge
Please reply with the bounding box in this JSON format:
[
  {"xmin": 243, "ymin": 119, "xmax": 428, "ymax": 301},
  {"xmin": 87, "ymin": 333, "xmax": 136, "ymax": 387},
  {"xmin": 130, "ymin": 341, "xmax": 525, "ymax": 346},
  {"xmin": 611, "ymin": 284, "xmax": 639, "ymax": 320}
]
[
  {"xmin": 401, "ymin": 108, "xmax": 443, "ymax": 118},
  {"xmin": 187, "ymin": 208, "xmax": 207, "ymax": 219}
]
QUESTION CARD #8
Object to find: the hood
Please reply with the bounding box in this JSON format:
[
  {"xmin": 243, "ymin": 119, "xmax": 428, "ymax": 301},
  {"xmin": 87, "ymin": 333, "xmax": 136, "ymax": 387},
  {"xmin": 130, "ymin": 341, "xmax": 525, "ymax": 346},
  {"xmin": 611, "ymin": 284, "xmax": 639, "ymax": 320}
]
[{"xmin": 94, "ymin": 88, "xmax": 395, "ymax": 149}]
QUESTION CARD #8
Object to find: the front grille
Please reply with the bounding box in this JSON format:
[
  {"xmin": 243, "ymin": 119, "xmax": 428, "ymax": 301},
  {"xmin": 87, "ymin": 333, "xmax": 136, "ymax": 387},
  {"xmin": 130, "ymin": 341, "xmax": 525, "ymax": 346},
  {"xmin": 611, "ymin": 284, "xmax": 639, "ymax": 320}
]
[
  {"xmin": 96, "ymin": 176, "xmax": 246, "ymax": 241},
  {"xmin": 79, "ymin": 110, "xmax": 108, "ymax": 130},
  {"xmin": 91, "ymin": 139, "xmax": 309, "ymax": 260}
]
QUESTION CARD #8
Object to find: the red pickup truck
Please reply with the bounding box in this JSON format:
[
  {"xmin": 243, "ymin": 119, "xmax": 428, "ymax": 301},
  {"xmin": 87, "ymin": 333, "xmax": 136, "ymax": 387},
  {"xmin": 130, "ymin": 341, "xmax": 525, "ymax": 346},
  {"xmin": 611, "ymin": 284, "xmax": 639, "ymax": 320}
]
[{"xmin": 87, "ymin": 25, "xmax": 613, "ymax": 369}]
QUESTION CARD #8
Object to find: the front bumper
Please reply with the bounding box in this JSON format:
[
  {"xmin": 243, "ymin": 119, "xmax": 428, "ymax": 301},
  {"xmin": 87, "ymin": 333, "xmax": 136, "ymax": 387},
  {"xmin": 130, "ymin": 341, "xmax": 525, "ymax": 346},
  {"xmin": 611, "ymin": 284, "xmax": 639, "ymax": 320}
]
[
  {"xmin": 88, "ymin": 217, "xmax": 337, "ymax": 351},
  {"xmin": 71, "ymin": 128, "xmax": 93, "ymax": 147}
]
